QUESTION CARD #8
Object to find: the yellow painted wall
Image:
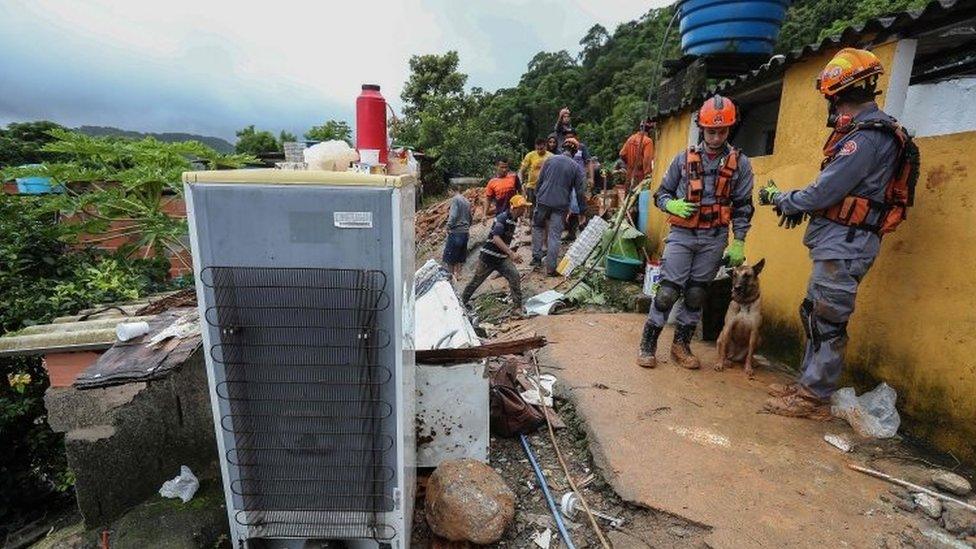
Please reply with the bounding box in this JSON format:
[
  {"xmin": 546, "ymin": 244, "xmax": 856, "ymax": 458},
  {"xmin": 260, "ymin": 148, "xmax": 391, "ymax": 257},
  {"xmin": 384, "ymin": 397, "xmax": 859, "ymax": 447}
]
[
  {"xmin": 648, "ymin": 41, "xmax": 976, "ymax": 462},
  {"xmin": 647, "ymin": 110, "xmax": 692, "ymax": 255}
]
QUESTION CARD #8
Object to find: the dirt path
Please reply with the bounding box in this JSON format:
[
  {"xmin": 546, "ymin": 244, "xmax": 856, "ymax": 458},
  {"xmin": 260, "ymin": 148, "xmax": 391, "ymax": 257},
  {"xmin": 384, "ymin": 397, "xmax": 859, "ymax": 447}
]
[{"xmin": 529, "ymin": 313, "xmax": 929, "ymax": 548}]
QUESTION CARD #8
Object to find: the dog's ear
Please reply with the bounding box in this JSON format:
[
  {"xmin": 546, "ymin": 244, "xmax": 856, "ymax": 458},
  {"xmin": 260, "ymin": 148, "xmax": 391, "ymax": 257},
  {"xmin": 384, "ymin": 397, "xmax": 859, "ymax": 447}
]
[{"xmin": 752, "ymin": 258, "xmax": 766, "ymax": 275}]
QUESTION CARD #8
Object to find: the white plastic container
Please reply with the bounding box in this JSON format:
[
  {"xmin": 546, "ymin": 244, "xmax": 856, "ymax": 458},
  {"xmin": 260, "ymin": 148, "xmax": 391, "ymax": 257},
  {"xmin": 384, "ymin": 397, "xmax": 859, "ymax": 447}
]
[{"xmin": 116, "ymin": 321, "xmax": 150, "ymax": 342}]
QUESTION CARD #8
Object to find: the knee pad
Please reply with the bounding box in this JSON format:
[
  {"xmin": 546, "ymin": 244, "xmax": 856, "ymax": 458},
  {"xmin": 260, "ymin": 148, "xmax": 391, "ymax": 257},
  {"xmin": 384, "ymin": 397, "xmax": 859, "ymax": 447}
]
[
  {"xmin": 683, "ymin": 280, "xmax": 709, "ymax": 311},
  {"xmin": 653, "ymin": 280, "xmax": 681, "ymax": 312},
  {"xmin": 800, "ymin": 297, "xmax": 847, "ymax": 351}
]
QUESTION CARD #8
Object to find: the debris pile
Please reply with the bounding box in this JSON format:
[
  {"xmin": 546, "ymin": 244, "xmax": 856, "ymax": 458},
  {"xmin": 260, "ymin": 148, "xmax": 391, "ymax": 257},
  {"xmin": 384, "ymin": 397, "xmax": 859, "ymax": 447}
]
[
  {"xmin": 853, "ymin": 463, "xmax": 976, "ymax": 543},
  {"xmin": 415, "ymin": 187, "xmax": 485, "ymax": 249}
]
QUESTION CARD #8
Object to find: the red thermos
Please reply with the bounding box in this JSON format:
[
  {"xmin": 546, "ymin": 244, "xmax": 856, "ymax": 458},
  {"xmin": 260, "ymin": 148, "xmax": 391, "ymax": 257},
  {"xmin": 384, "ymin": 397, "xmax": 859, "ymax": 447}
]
[{"xmin": 356, "ymin": 84, "xmax": 388, "ymax": 164}]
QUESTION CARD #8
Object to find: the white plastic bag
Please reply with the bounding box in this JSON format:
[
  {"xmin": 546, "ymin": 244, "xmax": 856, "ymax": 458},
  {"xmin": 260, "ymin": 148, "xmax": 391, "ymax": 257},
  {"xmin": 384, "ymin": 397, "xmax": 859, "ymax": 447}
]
[
  {"xmin": 830, "ymin": 382, "xmax": 900, "ymax": 438},
  {"xmin": 159, "ymin": 465, "xmax": 199, "ymax": 503},
  {"xmin": 303, "ymin": 140, "xmax": 359, "ymax": 172}
]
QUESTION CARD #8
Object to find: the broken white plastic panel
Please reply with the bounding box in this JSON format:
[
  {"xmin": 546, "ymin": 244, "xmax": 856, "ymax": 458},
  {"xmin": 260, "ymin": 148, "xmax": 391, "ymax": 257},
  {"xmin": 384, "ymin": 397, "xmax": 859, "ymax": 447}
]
[
  {"xmin": 557, "ymin": 216, "xmax": 609, "ymax": 276},
  {"xmin": 524, "ymin": 290, "xmax": 566, "ymax": 317}
]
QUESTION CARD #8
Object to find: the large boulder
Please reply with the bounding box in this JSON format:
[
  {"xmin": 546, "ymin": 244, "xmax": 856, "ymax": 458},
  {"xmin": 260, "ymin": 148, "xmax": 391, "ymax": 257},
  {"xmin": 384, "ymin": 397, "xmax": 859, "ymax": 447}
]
[{"xmin": 425, "ymin": 459, "xmax": 515, "ymax": 544}]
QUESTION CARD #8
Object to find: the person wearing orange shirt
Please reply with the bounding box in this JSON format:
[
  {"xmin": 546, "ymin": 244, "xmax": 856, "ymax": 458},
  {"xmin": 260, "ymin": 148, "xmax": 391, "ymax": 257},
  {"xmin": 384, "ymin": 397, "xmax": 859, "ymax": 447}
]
[
  {"xmin": 619, "ymin": 119, "xmax": 656, "ymax": 184},
  {"xmin": 483, "ymin": 158, "xmax": 522, "ymax": 217}
]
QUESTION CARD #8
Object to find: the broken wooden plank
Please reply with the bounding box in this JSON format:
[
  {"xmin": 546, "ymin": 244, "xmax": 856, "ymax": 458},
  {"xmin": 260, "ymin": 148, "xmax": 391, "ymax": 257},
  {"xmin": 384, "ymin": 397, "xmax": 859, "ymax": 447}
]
[{"xmin": 416, "ymin": 336, "xmax": 547, "ymax": 364}]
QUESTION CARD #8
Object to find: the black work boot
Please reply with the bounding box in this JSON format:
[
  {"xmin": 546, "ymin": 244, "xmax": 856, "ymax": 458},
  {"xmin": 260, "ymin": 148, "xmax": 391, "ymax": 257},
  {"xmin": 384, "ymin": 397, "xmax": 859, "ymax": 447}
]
[
  {"xmin": 636, "ymin": 320, "xmax": 662, "ymax": 368},
  {"xmin": 670, "ymin": 324, "xmax": 701, "ymax": 370}
]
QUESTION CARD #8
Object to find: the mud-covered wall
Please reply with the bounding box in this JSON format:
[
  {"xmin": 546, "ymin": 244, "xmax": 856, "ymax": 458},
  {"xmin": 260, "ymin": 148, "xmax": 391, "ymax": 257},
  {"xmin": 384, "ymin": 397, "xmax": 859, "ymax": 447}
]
[{"xmin": 647, "ymin": 40, "xmax": 976, "ymax": 463}]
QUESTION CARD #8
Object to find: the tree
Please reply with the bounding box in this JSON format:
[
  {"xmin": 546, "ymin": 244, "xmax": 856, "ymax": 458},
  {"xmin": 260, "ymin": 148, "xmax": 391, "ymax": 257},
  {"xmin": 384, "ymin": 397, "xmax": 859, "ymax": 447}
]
[
  {"xmin": 0, "ymin": 121, "xmax": 66, "ymax": 168},
  {"xmin": 2, "ymin": 129, "xmax": 253, "ymax": 266},
  {"xmin": 234, "ymin": 125, "xmax": 279, "ymax": 156},
  {"xmin": 579, "ymin": 24, "xmax": 610, "ymax": 67},
  {"xmin": 817, "ymin": 0, "xmax": 928, "ymax": 42},
  {"xmin": 305, "ymin": 120, "xmax": 352, "ymax": 143},
  {"xmin": 278, "ymin": 130, "xmax": 297, "ymax": 148},
  {"xmin": 400, "ymin": 51, "xmax": 468, "ymax": 118}
]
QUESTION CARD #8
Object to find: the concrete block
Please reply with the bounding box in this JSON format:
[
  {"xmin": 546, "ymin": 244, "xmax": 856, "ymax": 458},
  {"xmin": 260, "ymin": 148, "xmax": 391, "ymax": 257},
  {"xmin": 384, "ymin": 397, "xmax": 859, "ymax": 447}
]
[{"xmin": 48, "ymin": 348, "xmax": 217, "ymax": 527}]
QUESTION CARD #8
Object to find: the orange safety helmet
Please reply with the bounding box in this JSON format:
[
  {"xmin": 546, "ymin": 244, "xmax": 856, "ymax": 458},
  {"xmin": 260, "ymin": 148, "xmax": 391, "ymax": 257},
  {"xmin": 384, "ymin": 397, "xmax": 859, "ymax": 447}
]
[
  {"xmin": 696, "ymin": 95, "xmax": 738, "ymax": 128},
  {"xmin": 817, "ymin": 48, "xmax": 884, "ymax": 97}
]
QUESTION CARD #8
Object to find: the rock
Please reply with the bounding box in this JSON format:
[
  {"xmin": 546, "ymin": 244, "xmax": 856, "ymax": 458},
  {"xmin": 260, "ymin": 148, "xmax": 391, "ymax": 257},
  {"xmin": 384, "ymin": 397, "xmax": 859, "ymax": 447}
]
[
  {"xmin": 881, "ymin": 491, "xmax": 916, "ymax": 513},
  {"xmin": 425, "ymin": 458, "xmax": 515, "ymax": 544},
  {"xmin": 913, "ymin": 493, "xmax": 943, "ymax": 519},
  {"xmin": 932, "ymin": 471, "xmax": 973, "ymax": 496},
  {"xmin": 942, "ymin": 503, "xmax": 976, "ymax": 536},
  {"xmin": 668, "ymin": 525, "xmax": 690, "ymax": 538}
]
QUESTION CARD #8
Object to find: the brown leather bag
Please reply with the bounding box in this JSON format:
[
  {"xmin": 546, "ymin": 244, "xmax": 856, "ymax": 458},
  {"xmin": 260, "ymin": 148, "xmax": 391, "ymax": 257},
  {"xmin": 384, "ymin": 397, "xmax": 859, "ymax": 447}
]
[{"xmin": 489, "ymin": 359, "xmax": 545, "ymax": 437}]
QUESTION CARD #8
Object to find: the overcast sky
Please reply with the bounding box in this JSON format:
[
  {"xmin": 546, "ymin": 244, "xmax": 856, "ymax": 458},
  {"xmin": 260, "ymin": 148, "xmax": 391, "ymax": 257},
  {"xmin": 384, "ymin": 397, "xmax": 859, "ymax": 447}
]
[{"xmin": 0, "ymin": 0, "xmax": 670, "ymax": 142}]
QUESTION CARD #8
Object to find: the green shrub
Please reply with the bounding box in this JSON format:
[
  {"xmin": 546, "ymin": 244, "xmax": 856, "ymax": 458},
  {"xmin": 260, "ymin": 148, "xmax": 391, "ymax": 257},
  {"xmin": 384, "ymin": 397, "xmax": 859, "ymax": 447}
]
[{"xmin": 0, "ymin": 194, "xmax": 173, "ymax": 533}]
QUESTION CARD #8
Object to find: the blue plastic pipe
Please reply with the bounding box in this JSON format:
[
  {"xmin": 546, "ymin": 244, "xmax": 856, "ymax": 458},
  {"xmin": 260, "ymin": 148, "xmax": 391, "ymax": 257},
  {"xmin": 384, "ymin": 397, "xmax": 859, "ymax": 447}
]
[{"xmin": 519, "ymin": 434, "xmax": 576, "ymax": 549}]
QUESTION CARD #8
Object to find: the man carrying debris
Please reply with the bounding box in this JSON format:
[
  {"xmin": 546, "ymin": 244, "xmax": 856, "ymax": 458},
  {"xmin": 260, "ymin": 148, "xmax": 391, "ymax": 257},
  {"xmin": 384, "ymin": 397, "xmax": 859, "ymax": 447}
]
[
  {"xmin": 758, "ymin": 48, "xmax": 918, "ymax": 419},
  {"xmin": 636, "ymin": 95, "xmax": 755, "ymax": 369},
  {"xmin": 483, "ymin": 159, "xmax": 522, "ymax": 217},
  {"xmin": 531, "ymin": 137, "xmax": 588, "ymax": 275},
  {"xmin": 519, "ymin": 137, "xmax": 553, "ymax": 219},
  {"xmin": 462, "ymin": 195, "xmax": 530, "ymax": 313},
  {"xmin": 442, "ymin": 181, "xmax": 472, "ymax": 279}
]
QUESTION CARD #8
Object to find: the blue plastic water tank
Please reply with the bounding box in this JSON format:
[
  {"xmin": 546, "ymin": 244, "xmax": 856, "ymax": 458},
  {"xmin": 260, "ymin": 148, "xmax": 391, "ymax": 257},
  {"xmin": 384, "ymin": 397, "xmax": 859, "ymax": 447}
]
[{"xmin": 678, "ymin": 0, "xmax": 790, "ymax": 56}]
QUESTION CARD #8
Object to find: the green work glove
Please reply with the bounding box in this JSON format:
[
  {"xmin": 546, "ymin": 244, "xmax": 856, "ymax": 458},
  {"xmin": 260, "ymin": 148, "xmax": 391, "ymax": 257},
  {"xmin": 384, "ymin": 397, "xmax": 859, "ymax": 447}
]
[
  {"xmin": 724, "ymin": 239, "xmax": 746, "ymax": 267},
  {"xmin": 665, "ymin": 198, "xmax": 698, "ymax": 219},
  {"xmin": 758, "ymin": 180, "xmax": 781, "ymax": 206}
]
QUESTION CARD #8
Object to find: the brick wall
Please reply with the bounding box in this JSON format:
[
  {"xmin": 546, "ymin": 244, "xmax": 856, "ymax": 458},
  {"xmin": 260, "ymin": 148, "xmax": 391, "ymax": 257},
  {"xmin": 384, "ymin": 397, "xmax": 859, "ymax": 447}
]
[{"xmin": 72, "ymin": 195, "xmax": 192, "ymax": 279}]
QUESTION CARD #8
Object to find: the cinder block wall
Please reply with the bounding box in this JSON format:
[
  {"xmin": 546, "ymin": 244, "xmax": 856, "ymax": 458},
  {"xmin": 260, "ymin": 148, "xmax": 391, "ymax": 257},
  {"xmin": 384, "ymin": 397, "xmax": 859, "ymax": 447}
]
[{"xmin": 45, "ymin": 348, "xmax": 217, "ymax": 526}]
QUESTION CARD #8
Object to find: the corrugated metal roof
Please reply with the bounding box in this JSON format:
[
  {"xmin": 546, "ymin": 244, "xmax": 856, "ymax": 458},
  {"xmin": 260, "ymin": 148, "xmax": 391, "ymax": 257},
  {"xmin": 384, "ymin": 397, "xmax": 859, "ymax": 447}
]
[{"xmin": 657, "ymin": 0, "xmax": 976, "ymax": 117}]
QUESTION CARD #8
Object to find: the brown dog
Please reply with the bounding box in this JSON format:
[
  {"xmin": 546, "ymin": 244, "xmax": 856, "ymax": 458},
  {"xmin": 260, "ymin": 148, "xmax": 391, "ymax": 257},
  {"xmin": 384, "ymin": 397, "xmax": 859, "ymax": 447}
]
[{"xmin": 714, "ymin": 259, "xmax": 765, "ymax": 378}]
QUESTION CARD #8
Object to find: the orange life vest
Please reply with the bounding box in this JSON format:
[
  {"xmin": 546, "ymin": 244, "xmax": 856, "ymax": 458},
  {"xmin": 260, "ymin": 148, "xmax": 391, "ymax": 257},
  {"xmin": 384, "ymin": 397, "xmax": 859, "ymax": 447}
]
[
  {"xmin": 816, "ymin": 120, "xmax": 919, "ymax": 235},
  {"xmin": 668, "ymin": 147, "xmax": 740, "ymax": 229}
]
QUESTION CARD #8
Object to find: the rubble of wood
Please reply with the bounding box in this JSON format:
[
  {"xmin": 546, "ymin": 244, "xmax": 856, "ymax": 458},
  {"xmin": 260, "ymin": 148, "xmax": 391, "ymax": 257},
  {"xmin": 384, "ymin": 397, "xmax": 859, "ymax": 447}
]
[
  {"xmin": 415, "ymin": 335, "xmax": 547, "ymax": 364},
  {"xmin": 415, "ymin": 188, "xmax": 486, "ymax": 250}
]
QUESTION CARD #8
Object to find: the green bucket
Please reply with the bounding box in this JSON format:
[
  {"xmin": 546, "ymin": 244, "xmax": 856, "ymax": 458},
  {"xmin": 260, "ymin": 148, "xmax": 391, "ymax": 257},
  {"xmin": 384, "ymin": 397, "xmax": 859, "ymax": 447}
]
[{"xmin": 605, "ymin": 255, "xmax": 643, "ymax": 281}]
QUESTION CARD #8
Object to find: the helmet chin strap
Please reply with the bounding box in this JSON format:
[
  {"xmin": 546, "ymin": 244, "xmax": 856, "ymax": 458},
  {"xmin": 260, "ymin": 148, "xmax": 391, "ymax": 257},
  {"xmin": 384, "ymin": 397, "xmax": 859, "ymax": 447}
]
[{"xmin": 826, "ymin": 99, "xmax": 845, "ymax": 128}]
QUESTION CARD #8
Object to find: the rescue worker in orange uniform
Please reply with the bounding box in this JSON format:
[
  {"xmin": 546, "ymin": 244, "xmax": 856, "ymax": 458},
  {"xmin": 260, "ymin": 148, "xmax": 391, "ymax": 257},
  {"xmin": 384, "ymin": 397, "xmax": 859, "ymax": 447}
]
[
  {"xmin": 636, "ymin": 96, "xmax": 755, "ymax": 369},
  {"xmin": 619, "ymin": 118, "xmax": 656, "ymax": 184},
  {"xmin": 759, "ymin": 48, "xmax": 918, "ymax": 418}
]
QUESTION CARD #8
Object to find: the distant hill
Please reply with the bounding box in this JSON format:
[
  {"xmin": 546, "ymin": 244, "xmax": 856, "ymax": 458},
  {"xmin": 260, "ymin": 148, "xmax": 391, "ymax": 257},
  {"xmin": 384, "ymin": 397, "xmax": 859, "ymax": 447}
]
[{"xmin": 75, "ymin": 125, "xmax": 234, "ymax": 153}]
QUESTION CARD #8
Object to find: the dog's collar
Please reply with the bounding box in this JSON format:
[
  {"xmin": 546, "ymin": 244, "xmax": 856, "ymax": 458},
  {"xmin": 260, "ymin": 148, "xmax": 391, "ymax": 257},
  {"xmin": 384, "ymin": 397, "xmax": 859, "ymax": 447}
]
[{"xmin": 733, "ymin": 294, "xmax": 760, "ymax": 306}]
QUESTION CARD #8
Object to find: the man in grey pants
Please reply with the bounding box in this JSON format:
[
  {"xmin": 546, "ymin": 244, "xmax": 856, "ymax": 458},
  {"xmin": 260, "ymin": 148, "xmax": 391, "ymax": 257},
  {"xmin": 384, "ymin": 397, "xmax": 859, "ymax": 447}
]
[
  {"xmin": 531, "ymin": 137, "xmax": 588, "ymax": 275},
  {"xmin": 759, "ymin": 48, "xmax": 908, "ymax": 419},
  {"xmin": 637, "ymin": 95, "xmax": 755, "ymax": 370}
]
